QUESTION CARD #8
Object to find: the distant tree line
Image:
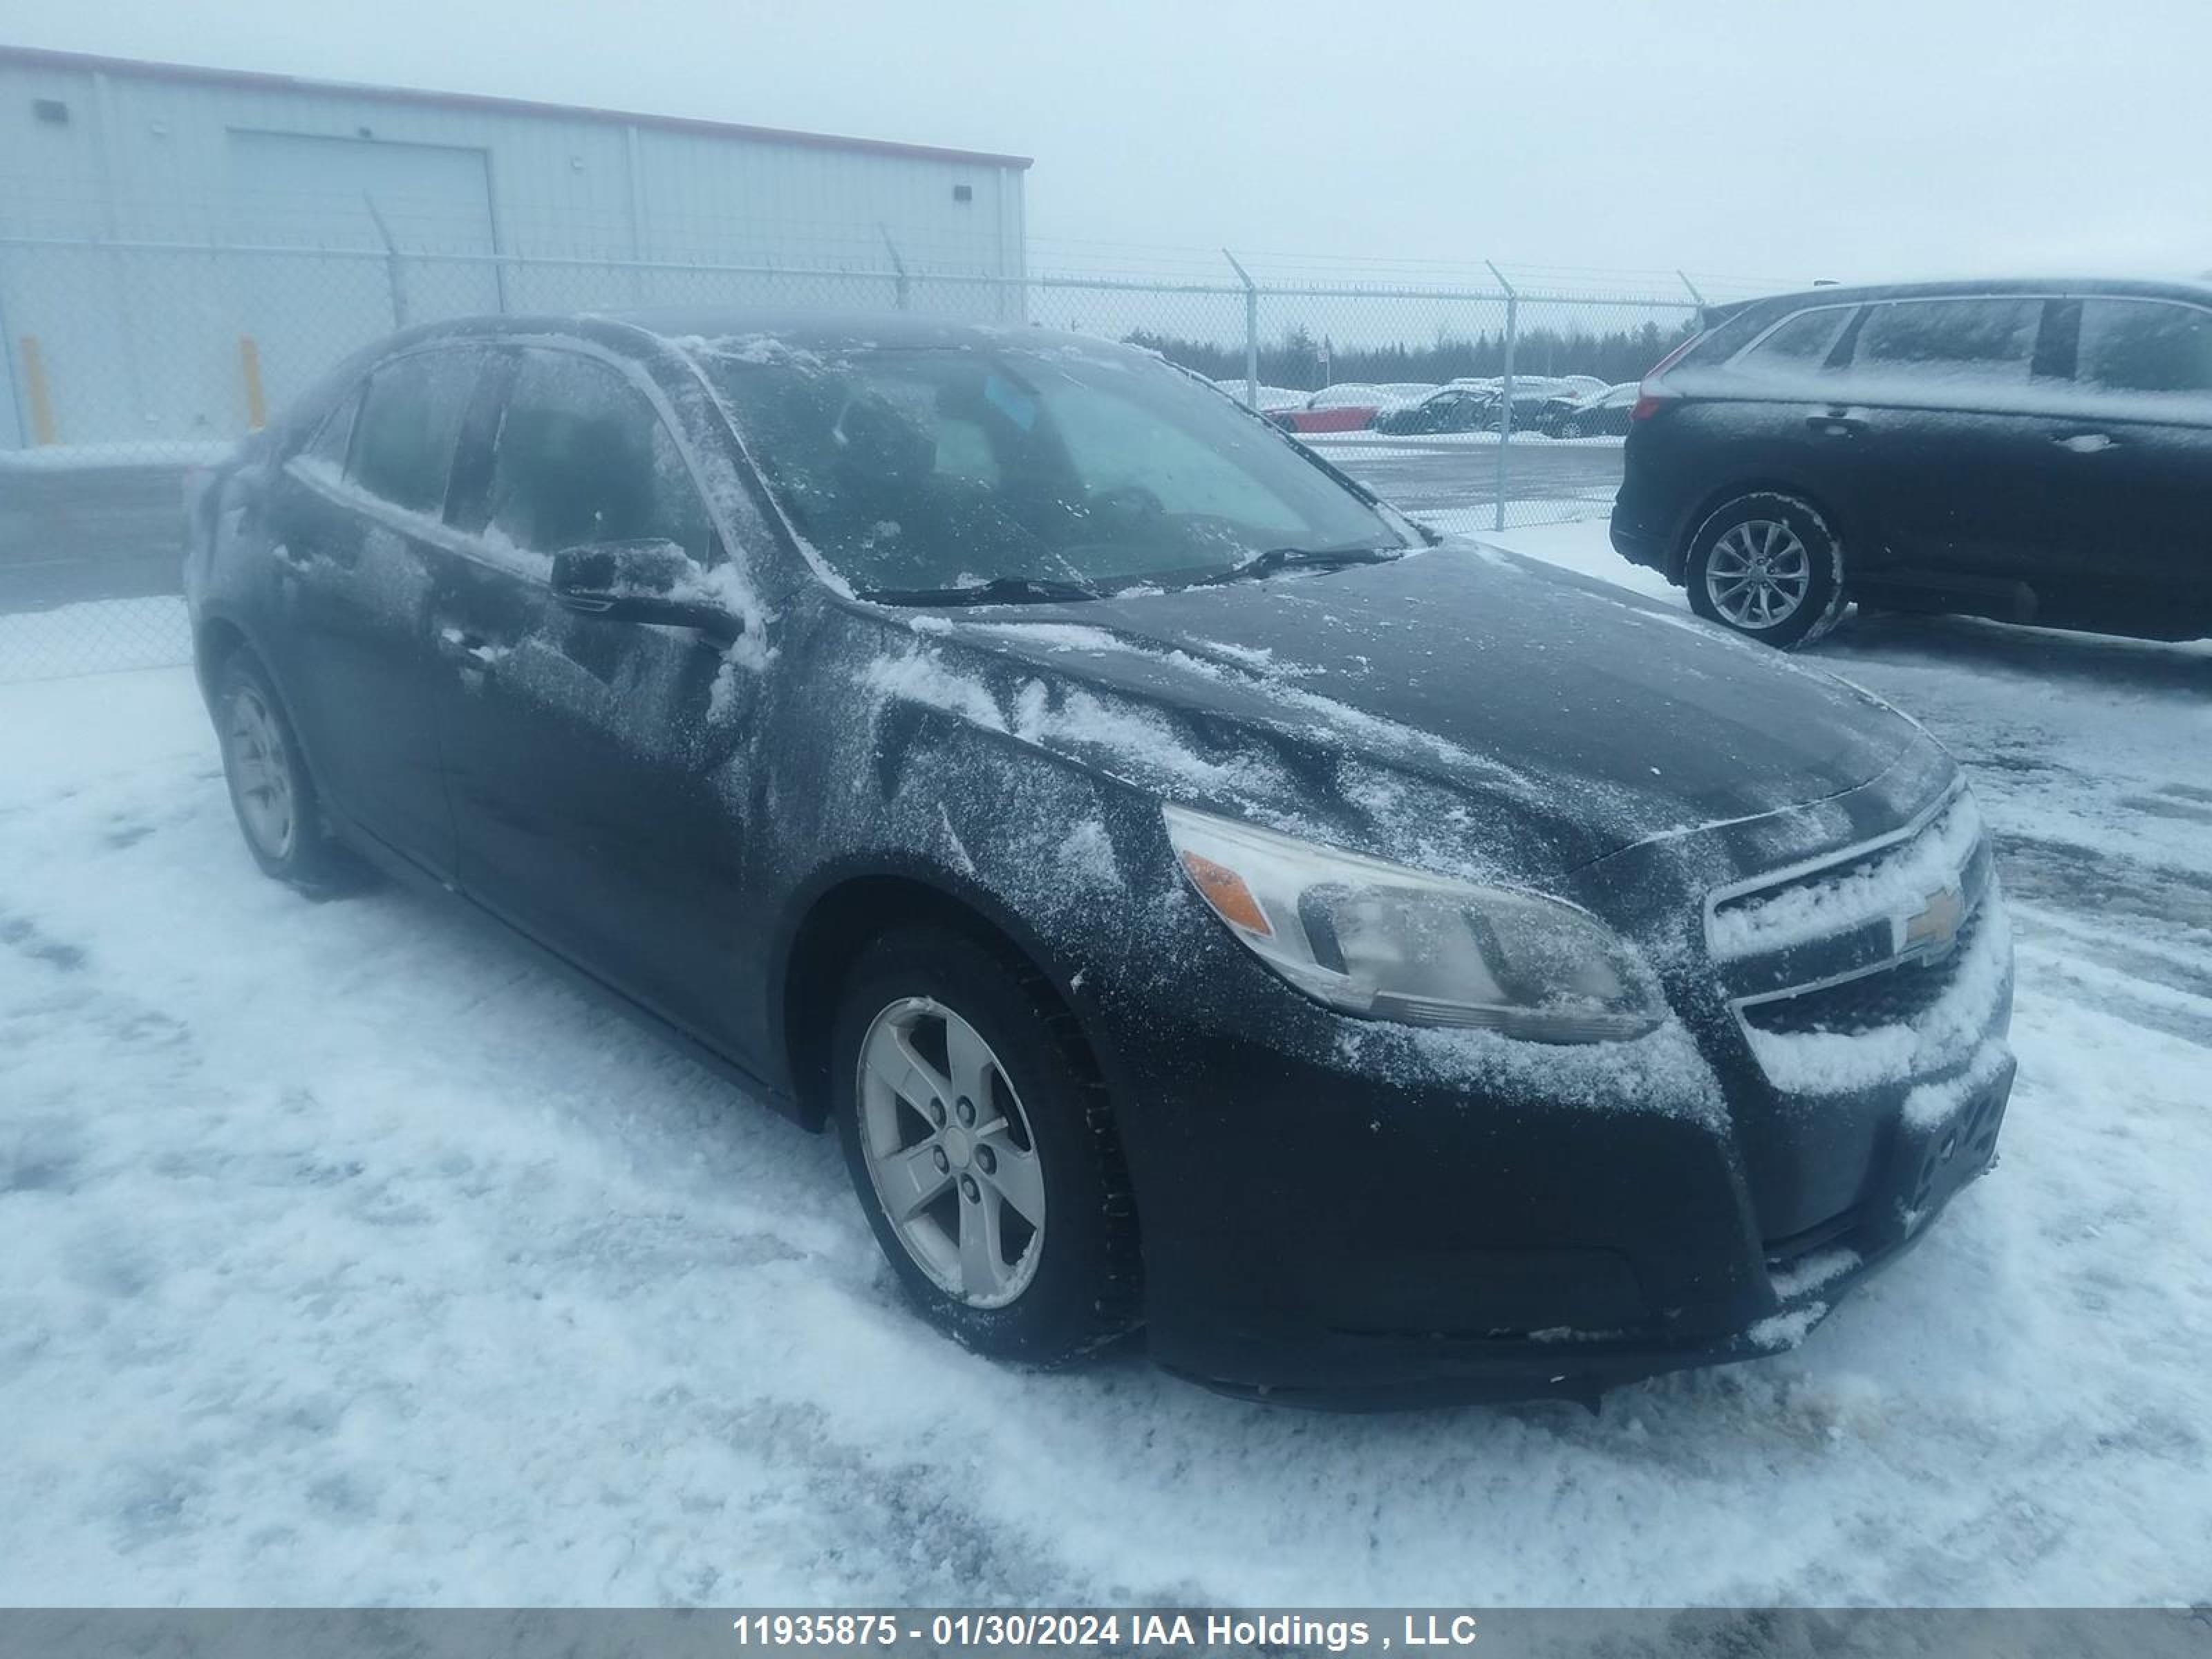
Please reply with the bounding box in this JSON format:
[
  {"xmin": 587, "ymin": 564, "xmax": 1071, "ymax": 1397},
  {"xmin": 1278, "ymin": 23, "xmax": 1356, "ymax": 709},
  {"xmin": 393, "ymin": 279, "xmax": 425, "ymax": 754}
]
[{"xmin": 1124, "ymin": 318, "xmax": 1698, "ymax": 391}]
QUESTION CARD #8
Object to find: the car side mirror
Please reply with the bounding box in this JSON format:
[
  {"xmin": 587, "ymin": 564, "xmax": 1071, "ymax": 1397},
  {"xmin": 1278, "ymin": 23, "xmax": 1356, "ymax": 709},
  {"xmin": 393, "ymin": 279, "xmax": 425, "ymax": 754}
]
[{"xmin": 550, "ymin": 539, "xmax": 740, "ymax": 641}]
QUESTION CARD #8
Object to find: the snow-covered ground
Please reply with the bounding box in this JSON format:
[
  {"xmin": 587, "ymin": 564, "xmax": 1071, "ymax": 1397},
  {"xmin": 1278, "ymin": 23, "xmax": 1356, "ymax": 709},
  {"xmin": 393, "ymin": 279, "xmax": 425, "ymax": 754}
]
[
  {"xmin": 0, "ymin": 595, "xmax": 193, "ymax": 680},
  {"xmin": 3, "ymin": 518, "xmax": 2209, "ymax": 1607},
  {"xmin": 0, "ymin": 439, "xmax": 236, "ymax": 471}
]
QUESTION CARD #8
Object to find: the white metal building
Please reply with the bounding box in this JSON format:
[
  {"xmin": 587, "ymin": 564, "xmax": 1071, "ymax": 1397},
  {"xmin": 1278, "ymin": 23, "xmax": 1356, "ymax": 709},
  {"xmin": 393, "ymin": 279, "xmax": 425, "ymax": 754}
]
[{"xmin": 0, "ymin": 46, "xmax": 1031, "ymax": 450}]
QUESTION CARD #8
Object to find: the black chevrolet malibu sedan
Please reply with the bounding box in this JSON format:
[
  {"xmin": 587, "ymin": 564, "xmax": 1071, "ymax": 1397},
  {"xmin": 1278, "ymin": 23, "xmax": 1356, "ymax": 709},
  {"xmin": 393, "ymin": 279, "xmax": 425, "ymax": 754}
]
[{"xmin": 185, "ymin": 312, "xmax": 2015, "ymax": 1405}]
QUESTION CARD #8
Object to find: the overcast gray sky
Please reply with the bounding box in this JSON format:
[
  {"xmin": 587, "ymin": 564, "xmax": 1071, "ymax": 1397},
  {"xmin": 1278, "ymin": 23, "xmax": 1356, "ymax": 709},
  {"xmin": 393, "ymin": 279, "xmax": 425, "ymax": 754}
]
[{"xmin": 7, "ymin": 0, "xmax": 2210, "ymax": 290}]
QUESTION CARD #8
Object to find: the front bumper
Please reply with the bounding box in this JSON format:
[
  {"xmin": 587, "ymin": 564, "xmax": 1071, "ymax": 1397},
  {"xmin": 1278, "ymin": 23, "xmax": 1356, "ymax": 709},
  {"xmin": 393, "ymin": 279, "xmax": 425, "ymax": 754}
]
[{"xmin": 1092, "ymin": 942, "xmax": 2014, "ymax": 1407}]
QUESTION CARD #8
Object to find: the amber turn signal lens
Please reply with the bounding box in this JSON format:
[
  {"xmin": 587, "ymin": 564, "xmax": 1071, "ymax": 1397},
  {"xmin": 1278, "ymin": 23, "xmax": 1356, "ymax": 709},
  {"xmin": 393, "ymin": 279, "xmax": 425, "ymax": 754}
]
[{"xmin": 1180, "ymin": 850, "xmax": 1273, "ymax": 936}]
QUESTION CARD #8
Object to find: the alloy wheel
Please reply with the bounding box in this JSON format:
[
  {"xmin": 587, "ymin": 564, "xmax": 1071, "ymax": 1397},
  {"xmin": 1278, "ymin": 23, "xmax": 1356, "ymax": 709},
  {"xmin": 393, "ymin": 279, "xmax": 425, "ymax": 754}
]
[
  {"xmin": 224, "ymin": 684, "xmax": 297, "ymax": 859},
  {"xmin": 1705, "ymin": 519, "xmax": 1812, "ymax": 630},
  {"xmin": 856, "ymin": 996, "xmax": 1046, "ymax": 1308}
]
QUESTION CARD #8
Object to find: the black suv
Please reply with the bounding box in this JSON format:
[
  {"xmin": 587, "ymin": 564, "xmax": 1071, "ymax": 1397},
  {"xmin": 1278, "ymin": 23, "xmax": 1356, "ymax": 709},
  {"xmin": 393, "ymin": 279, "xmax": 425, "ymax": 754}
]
[
  {"xmin": 186, "ymin": 312, "xmax": 2014, "ymax": 1405},
  {"xmin": 1611, "ymin": 278, "xmax": 2212, "ymax": 647}
]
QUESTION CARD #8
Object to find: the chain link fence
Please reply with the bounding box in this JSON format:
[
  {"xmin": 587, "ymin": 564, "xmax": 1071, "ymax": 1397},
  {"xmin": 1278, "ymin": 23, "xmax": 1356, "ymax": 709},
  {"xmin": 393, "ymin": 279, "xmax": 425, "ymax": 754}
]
[{"xmin": 1, "ymin": 233, "xmax": 1709, "ymax": 682}]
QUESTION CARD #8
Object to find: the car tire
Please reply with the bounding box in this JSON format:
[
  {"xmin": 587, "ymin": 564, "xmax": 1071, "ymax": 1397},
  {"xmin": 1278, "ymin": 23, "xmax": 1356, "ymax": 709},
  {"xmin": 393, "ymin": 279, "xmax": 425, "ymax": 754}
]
[
  {"xmin": 212, "ymin": 650, "xmax": 372, "ymax": 894},
  {"xmin": 1685, "ymin": 492, "xmax": 1850, "ymax": 650},
  {"xmin": 1557, "ymin": 419, "xmax": 1584, "ymax": 440},
  {"xmin": 830, "ymin": 923, "xmax": 1141, "ymax": 1365}
]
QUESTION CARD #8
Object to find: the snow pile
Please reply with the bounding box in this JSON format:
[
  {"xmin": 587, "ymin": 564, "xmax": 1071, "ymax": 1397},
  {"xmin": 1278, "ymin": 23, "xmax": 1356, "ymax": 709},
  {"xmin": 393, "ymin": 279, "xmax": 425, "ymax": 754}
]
[
  {"xmin": 860, "ymin": 648, "xmax": 1008, "ymax": 734},
  {"xmin": 1767, "ymin": 1248, "xmax": 1861, "ymax": 1302},
  {"xmin": 1745, "ymin": 1304, "xmax": 1828, "ymax": 1352},
  {"xmin": 857, "ymin": 637, "xmax": 1297, "ymax": 808},
  {"xmin": 0, "ymin": 438, "xmax": 238, "ymax": 470},
  {"xmin": 1745, "ymin": 888, "xmax": 2014, "ymax": 1096},
  {"xmin": 946, "ymin": 605, "xmax": 1576, "ymax": 826},
  {"xmin": 1711, "ymin": 791, "xmax": 1985, "ymax": 962},
  {"xmin": 1902, "ymin": 1038, "xmax": 2016, "ymax": 1132},
  {"xmin": 1053, "ymin": 820, "xmax": 1123, "ymax": 890},
  {"xmin": 1010, "ymin": 677, "xmax": 1274, "ymax": 799}
]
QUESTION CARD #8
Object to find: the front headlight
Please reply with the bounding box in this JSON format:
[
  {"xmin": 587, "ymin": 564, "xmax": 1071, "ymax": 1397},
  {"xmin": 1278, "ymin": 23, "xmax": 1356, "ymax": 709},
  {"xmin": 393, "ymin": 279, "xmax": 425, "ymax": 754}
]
[{"xmin": 1163, "ymin": 803, "xmax": 1666, "ymax": 1044}]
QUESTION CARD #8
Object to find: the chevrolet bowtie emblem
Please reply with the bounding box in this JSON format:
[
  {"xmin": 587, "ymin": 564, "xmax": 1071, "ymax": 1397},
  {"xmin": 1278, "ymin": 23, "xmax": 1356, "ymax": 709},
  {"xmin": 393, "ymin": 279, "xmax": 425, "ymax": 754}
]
[{"xmin": 1903, "ymin": 885, "xmax": 1965, "ymax": 954}]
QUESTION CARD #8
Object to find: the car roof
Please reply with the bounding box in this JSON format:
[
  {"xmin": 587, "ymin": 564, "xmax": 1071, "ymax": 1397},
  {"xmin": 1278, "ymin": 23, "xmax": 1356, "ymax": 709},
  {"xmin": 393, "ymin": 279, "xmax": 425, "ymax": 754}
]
[
  {"xmin": 1715, "ymin": 274, "xmax": 2212, "ymax": 319},
  {"xmin": 397, "ymin": 308, "xmax": 1139, "ymax": 362}
]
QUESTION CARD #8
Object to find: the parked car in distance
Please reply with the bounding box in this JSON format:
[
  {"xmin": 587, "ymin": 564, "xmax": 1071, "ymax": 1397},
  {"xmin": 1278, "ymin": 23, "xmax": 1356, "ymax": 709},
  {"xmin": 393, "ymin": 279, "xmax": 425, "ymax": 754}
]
[
  {"xmin": 1558, "ymin": 374, "xmax": 1610, "ymax": 399},
  {"xmin": 1370, "ymin": 381, "xmax": 1439, "ymax": 411},
  {"xmin": 1540, "ymin": 382, "xmax": 1640, "ymax": 438},
  {"xmin": 1215, "ymin": 379, "xmax": 1307, "ymax": 413},
  {"xmin": 1268, "ymin": 382, "xmax": 1390, "ymax": 433},
  {"xmin": 1373, "ymin": 380, "xmax": 1566, "ymax": 435},
  {"xmin": 188, "ymin": 310, "xmax": 2014, "ymax": 1406},
  {"xmin": 1482, "ymin": 381, "xmax": 1575, "ymax": 431},
  {"xmin": 1612, "ymin": 276, "xmax": 2212, "ymax": 647},
  {"xmin": 1374, "ymin": 384, "xmax": 1494, "ymax": 434},
  {"xmin": 1308, "ymin": 382, "xmax": 1389, "ymax": 409}
]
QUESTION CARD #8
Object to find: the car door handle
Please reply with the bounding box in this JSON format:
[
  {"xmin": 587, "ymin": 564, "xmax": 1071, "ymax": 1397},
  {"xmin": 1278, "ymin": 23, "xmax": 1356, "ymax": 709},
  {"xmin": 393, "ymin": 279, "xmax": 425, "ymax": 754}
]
[
  {"xmin": 435, "ymin": 625, "xmax": 507, "ymax": 666},
  {"xmin": 1806, "ymin": 413, "xmax": 1865, "ymax": 438},
  {"xmin": 2052, "ymin": 432, "xmax": 2119, "ymax": 454}
]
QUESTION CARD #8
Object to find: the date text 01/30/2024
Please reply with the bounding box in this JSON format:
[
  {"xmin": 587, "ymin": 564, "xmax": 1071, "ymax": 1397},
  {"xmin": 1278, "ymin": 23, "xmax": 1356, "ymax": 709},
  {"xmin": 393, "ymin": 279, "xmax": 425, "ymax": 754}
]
[{"xmin": 728, "ymin": 1611, "xmax": 1483, "ymax": 1650}]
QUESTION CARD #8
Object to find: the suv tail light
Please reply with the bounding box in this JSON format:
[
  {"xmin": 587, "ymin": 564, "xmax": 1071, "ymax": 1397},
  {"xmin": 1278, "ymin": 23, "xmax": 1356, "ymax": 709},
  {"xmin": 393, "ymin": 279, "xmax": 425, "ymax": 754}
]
[{"xmin": 1631, "ymin": 330, "xmax": 1706, "ymax": 422}]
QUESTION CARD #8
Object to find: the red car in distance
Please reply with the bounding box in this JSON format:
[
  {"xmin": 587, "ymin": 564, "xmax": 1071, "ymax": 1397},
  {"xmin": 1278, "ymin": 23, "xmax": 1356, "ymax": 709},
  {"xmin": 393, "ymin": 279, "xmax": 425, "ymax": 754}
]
[{"xmin": 1266, "ymin": 382, "xmax": 1432, "ymax": 433}]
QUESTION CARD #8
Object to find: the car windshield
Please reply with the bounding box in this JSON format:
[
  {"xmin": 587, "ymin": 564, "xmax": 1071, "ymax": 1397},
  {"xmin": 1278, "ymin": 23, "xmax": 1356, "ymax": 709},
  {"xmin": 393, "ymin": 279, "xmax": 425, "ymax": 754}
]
[{"xmin": 696, "ymin": 337, "xmax": 1409, "ymax": 598}]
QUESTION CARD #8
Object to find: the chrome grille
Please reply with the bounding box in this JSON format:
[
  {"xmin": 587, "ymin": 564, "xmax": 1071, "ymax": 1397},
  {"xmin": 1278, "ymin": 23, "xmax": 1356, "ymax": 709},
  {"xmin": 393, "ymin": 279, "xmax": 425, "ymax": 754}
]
[
  {"xmin": 1707, "ymin": 787, "xmax": 1993, "ymax": 1053},
  {"xmin": 1739, "ymin": 902, "xmax": 1987, "ymax": 1037}
]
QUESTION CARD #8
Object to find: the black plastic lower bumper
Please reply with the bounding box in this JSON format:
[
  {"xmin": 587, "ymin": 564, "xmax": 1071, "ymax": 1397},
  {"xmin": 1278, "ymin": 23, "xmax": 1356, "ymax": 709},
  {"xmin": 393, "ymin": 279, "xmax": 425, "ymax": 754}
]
[
  {"xmin": 1607, "ymin": 505, "xmax": 1673, "ymax": 577},
  {"xmin": 1116, "ymin": 1004, "xmax": 2016, "ymax": 1408}
]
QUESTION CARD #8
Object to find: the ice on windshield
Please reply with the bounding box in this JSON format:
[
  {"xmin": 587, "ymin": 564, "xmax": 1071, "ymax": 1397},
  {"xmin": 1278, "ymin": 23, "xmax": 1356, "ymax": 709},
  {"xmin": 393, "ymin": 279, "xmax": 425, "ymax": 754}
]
[{"xmin": 687, "ymin": 338, "xmax": 1407, "ymax": 597}]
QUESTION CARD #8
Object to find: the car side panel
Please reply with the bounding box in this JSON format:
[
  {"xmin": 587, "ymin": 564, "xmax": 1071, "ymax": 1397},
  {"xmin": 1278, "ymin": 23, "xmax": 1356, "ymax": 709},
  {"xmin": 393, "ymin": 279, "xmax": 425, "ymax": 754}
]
[
  {"xmin": 2025, "ymin": 301, "xmax": 2212, "ymax": 632},
  {"xmin": 429, "ymin": 541, "xmax": 761, "ymax": 1048},
  {"xmin": 259, "ymin": 458, "xmax": 458, "ymax": 877},
  {"xmin": 1615, "ymin": 400, "xmax": 1875, "ymax": 582},
  {"xmin": 420, "ymin": 346, "xmax": 772, "ymax": 1063}
]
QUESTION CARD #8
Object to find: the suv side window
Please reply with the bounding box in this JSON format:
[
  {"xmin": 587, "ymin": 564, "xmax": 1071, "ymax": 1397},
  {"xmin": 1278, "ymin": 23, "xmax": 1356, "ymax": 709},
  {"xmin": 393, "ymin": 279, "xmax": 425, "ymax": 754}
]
[
  {"xmin": 1738, "ymin": 307, "xmax": 1854, "ymax": 374},
  {"xmin": 347, "ymin": 350, "xmax": 479, "ymax": 516},
  {"xmin": 486, "ymin": 351, "xmax": 713, "ymax": 561},
  {"xmin": 1848, "ymin": 297, "xmax": 2042, "ymax": 388},
  {"xmin": 2075, "ymin": 299, "xmax": 2212, "ymax": 409}
]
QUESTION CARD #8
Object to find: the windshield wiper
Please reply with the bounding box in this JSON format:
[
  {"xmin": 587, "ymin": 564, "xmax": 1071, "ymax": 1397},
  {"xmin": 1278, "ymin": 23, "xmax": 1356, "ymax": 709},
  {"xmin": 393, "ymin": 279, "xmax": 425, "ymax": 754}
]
[
  {"xmin": 858, "ymin": 574, "xmax": 1106, "ymax": 607},
  {"xmin": 1187, "ymin": 545, "xmax": 1406, "ymax": 587}
]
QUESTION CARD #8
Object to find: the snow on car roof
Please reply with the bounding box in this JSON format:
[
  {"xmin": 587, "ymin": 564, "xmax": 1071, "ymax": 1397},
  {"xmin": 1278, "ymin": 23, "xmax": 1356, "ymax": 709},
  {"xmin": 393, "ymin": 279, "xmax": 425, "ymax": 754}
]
[
  {"xmin": 412, "ymin": 309, "xmax": 1144, "ymax": 362},
  {"xmin": 1715, "ymin": 274, "xmax": 2212, "ymax": 319}
]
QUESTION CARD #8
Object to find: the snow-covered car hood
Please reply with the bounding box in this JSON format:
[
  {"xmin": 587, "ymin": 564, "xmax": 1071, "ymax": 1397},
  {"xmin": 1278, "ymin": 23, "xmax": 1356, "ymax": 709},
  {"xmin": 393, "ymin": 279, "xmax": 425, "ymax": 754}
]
[{"xmin": 869, "ymin": 542, "xmax": 1933, "ymax": 885}]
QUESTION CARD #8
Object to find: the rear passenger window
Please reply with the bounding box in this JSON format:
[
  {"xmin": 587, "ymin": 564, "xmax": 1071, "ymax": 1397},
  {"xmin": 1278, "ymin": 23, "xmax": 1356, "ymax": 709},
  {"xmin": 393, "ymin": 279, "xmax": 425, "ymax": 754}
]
[
  {"xmin": 1676, "ymin": 306, "xmax": 1770, "ymax": 366},
  {"xmin": 299, "ymin": 386, "xmax": 359, "ymax": 469},
  {"xmin": 348, "ymin": 352, "xmax": 478, "ymax": 515},
  {"xmin": 486, "ymin": 352, "xmax": 712, "ymax": 561},
  {"xmin": 1850, "ymin": 298, "xmax": 2041, "ymax": 388},
  {"xmin": 2076, "ymin": 300, "xmax": 2212, "ymax": 405},
  {"xmin": 1738, "ymin": 308, "xmax": 1853, "ymax": 373}
]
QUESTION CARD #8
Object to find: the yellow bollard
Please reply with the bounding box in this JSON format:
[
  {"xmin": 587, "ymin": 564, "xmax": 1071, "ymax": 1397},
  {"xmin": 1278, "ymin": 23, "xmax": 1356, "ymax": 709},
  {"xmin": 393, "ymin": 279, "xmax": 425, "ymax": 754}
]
[
  {"xmin": 239, "ymin": 335, "xmax": 268, "ymax": 431},
  {"xmin": 19, "ymin": 335, "xmax": 57, "ymax": 445}
]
